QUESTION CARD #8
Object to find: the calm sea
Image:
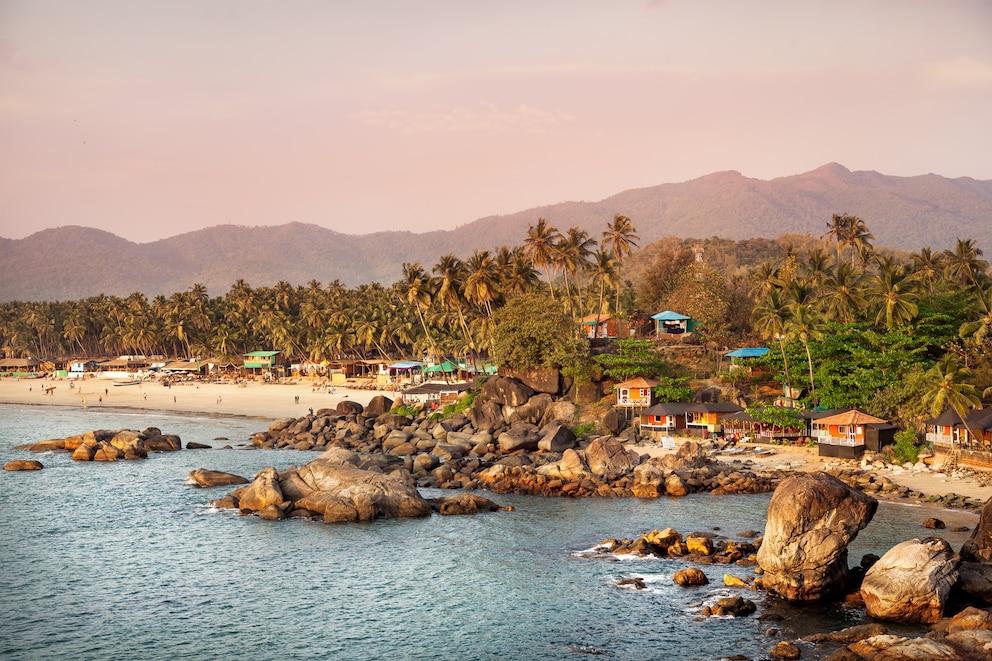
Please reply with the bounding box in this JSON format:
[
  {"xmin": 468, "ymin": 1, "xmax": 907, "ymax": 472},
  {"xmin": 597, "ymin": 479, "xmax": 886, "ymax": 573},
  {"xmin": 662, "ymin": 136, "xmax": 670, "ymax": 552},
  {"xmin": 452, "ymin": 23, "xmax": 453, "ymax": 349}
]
[{"xmin": 0, "ymin": 403, "xmax": 975, "ymax": 661}]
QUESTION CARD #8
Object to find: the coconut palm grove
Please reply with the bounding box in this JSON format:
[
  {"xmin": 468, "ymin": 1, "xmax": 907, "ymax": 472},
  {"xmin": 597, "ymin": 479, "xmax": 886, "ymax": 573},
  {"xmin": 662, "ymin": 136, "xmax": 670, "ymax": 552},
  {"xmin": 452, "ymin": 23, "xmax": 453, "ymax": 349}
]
[{"xmin": 2, "ymin": 214, "xmax": 991, "ymax": 461}]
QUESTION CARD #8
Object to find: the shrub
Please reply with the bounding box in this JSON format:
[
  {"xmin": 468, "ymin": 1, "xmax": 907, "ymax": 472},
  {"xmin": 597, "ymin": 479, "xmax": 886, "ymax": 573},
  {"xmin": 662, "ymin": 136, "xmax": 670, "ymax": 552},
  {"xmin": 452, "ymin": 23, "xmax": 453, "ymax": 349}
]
[
  {"xmin": 572, "ymin": 421, "xmax": 597, "ymax": 439},
  {"xmin": 888, "ymin": 429, "xmax": 921, "ymax": 464}
]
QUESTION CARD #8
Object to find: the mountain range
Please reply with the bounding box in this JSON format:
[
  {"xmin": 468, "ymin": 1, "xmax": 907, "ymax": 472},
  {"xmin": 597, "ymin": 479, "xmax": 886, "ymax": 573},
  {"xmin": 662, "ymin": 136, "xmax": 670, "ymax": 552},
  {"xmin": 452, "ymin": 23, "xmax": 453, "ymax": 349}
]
[{"xmin": 2, "ymin": 163, "xmax": 990, "ymax": 302}]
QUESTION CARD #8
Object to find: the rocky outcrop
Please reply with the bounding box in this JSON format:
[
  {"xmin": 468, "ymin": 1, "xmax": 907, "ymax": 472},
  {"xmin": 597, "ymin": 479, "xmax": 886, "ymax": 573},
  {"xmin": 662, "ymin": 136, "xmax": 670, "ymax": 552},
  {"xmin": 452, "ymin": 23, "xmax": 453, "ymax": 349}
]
[
  {"xmin": 757, "ymin": 472, "xmax": 878, "ymax": 602},
  {"xmin": 16, "ymin": 428, "xmax": 183, "ymax": 462},
  {"xmin": 500, "ymin": 367, "xmax": 560, "ymax": 395},
  {"xmin": 861, "ymin": 537, "xmax": 959, "ymax": 623},
  {"xmin": 3, "ymin": 459, "xmax": 43, "ymax": 471},
  {"xmin": 188, "ymin": 469, "xmax": 249, "ymax": 488},
  {"xmin": 961, "ymin": 495, "xmax": 992, "ymax": 563},
  {"xmin": 213, "ymin": 448, "xmax": 450, "ymax": 523},
  {"xmin": 482, "ymin": 375, "xmax": 535, "ymax": 408}
]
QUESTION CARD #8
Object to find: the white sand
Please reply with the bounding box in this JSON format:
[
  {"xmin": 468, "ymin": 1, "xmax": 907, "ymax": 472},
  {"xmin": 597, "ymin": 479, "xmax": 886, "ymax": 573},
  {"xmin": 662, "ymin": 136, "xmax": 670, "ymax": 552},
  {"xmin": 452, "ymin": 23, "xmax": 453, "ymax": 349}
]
[{"xmin": 0, "ymin": 374, "xmax": 384, "ymax": 421}]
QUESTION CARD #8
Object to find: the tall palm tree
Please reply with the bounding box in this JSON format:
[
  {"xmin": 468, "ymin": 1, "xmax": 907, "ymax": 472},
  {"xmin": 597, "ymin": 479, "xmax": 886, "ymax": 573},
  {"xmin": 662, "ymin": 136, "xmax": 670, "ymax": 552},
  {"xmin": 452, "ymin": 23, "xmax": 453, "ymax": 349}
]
[
  {"xmin": 555, "ymin": 227, "xmax": 596, "ymax": 317},
  {"xmin": 785, "ymin": 303, "xmax": 823, "ymax": 407},
  {"xmin": 802, "ymin": 246, "xmax": 834, "ymax": 288},
  {"xmin": 500, "ymin": 247, "xmax": 539, "ymax": 297},
  {"xmin": 923, "ymin": 355, "xmax": 983, "ymax": 452},
  {"xmin": 819, "ymin": 261, "xmax": 866, "ymax": 323},
  {"xmin": 463, "ymin": 250, "xmax": 499, "ymax": 318},
  {"xmin": 959, "ymin": 286, "xmax": 992, "ymax": 345},
  {"xmin": 751, "ymin": 288, "xmax": 794, "ymax": 400},
  {"xmin": 846, "ymin": 216, "xmax": 875, "ymax": 266},
  {"xmin": 588, "ymin": 249, "xmax": 617, "ymax": 337},
  {"xmin": 869, "ymin": 256, "xmax": 919, "ymax": 330},
  {"xmin": 402, "ymin": 263, "xmax": 440, "ymax": 362},
  {"xmin": 821, "ymin": 213, "xmax": 853, "ymax": 263},
  {"xmin": 523, "ymin": 218, "xmax": 562, "ymax": 300},
  {"xmin": 910, "ymin": 247, "xmax": 945, "ymax": 298},
  {"xmin": 748, "ymin": 261, "xmax": 782, "ymax": 300},
  {"xmin": 602, "ymin": 214, "xmax": 639, "ymax": 314},
  {"xmin": 944, "ymin": 238, "xmax": 989, "ymax": 289},
  {"xmin": 433, "ymin": 254, "xmax": 474, "ymax": 355}
]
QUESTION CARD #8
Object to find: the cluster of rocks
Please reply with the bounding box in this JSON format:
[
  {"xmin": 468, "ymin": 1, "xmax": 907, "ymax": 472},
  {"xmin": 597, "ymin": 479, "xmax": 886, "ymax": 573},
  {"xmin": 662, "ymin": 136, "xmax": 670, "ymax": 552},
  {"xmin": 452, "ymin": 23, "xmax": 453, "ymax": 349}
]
[
  {"xmin": 821, "ymin": 464, "xmax": 986, "ymax": 510},
  {"xmin": 587, "ymin": 472, "xmax": 992, "ymax": 660},
  {"xmin": 250, "ymin": 379, "xmax": 784, "ymax": 498},
  {"xmin": 14, "ymin": 427, "xmax": 196, "ymax": 462},
  {"xmin": 208, "ymin": 446, "xmax": 500, "ymax": 523}
]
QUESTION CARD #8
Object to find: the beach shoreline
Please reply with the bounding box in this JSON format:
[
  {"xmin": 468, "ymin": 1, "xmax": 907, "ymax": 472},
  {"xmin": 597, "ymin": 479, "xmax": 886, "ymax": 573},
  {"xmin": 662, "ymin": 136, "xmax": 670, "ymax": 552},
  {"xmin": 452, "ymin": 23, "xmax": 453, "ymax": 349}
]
[{"xmin": 2, "ymin": 375, "xmax": 989, "ymax": 510}]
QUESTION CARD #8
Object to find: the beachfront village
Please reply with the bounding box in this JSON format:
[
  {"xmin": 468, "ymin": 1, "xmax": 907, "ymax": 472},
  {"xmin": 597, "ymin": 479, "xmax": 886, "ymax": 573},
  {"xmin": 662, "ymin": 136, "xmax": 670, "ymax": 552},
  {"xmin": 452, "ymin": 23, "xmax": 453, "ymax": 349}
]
[{"xmin": 3, "ymin": 214, "xmax": 992, "ymax": 471}]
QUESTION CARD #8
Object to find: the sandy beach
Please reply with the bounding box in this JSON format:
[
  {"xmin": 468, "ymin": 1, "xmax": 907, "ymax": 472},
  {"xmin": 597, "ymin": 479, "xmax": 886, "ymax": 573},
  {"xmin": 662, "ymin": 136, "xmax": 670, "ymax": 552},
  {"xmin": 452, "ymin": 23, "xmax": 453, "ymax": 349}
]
[{"xmin": 2, "ymin": 374, "xmax": 990, "ymax": 508}]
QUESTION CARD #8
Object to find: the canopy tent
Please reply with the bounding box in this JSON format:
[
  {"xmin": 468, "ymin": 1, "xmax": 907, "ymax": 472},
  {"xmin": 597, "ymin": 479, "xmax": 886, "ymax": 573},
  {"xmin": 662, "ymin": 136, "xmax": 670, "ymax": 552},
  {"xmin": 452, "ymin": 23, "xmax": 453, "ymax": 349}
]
[
  {"xmin": 425, "ymin": 361, "xmax": 456, "ymax": 374},
  {"xmin": 724, "ymin": 347, "xmax": 770, "ymax": 359},
  {"xmin": 651, "ymin": 310, "xmax": 690, "ymax": 321},
  {"xmin": 387, "ymin": 361, "xmax": 422, "ymax": 371}
]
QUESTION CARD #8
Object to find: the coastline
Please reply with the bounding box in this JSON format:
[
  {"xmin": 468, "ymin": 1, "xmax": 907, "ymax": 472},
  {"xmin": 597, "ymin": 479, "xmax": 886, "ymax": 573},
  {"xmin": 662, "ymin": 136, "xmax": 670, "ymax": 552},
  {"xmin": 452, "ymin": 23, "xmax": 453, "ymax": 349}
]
[{"xmin": 2, "ymin": 375, "xmax": 989, "ymax": 510}]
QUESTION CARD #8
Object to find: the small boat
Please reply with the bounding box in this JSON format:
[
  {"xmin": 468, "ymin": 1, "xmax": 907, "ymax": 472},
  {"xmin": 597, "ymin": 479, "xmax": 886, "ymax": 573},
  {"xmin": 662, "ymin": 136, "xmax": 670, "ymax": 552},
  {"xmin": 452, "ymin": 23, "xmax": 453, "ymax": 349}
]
[{"xmin": 113, "ymin": 380, "xmax": 141, "ymax": 386}]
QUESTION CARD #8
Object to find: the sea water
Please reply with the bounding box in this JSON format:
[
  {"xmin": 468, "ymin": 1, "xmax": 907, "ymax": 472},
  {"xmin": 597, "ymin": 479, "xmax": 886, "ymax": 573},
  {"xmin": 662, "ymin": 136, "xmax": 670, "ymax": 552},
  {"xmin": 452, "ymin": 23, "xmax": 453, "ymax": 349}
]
[{"xmin": 0, "ymin": 404, "xmax": 977, "ymax": 661}]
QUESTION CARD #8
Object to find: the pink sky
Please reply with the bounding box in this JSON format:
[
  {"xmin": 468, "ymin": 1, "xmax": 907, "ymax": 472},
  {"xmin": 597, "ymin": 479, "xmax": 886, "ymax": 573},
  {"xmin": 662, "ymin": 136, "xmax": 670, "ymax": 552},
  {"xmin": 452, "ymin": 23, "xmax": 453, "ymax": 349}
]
[{"xmin": 1, "ymin": 0, "xmax": 990, "ymax": 243}]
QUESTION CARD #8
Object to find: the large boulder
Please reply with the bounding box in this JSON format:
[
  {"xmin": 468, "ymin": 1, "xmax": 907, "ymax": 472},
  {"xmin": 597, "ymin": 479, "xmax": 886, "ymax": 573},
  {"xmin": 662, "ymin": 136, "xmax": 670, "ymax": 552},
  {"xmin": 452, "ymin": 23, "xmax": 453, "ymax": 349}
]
[
  {"xmin": 336, "ymin": 400, "xmax": 364, "ymax": 416},
  {"xmin": 539, "ymin": 400, "xmax": 577, "ymax": 428},
  {"xmin": 506, "ymin": 392, "xmax": 553, "ymax": 425},
  {"xmin": 364, "ymin": 395, "xmax": 393, "ymax": 417},
  {"xmin": 482, "ymin": 375, "xmax": 534, "ymax": 407},
  {"xmin": 465, "ymin": 397, "xmax": 503, "ymax": 431},
  {"xmin": 501, "ymin": 367, "xmax": 561, "ymax": 395},
  {"xmin": 956, "ymin": 562, "xmax": 992, "ymax": 605},
  {"xmin": 584, "ymin": 437, "xmax": 640, "ymax": 481},
  {"xmin": 861, "ymin": 537, "xmax": 959, "ymax": 623},
  {"xmin": 537, "ymin": 423, "xmax": 577, "ymax": 452},
  {"xmin": 188, "ymin": 469, "xmax": 249, "ymax": 488},
  {"xmin": 237, "ymin": 467, "xmax": 286, "ymax": 512},
  {"xmin": 537, "ymin": 448, "xmax": 589, "ymax": 481},
  {"xmin": 295, "ymin": 460, "xmax": 430, "ymax": 520},
  {"xmin": 497, "ymin": 424, "xmax": 541, "ymax": 453},
  {"xmin": 756, "ymin": 472, "xmax": 878, "ymax": 602},
  {"xmin": 961, "ymin": 495, "xmax": 992, "ymax": 563}
]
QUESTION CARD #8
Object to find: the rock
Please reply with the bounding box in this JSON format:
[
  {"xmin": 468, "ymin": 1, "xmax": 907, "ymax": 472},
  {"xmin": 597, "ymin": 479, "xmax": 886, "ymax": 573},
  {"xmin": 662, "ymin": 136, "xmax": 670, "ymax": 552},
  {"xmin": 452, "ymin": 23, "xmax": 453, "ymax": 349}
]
[
  {"xmin": 861, "ymin": 537, "xmax": 959, "ymax": 623},
  {"xmin": 188, "ymin": 468, "xmax": 249, "ymax": 488},
  {"xmin": 847, "ymin": 634, "xmax": 961, "ymax": 660},
  {"xmin": 429, "ymin": 493, "xmax": 501, "ymax": 515},
  {"xmin": 537, "ymin": 423, "xmax": 577, "ymax": 452},
  {"xmin": 482, "ymin": 375, "xmax": 535, "ymax": 407},
  {"xmin": 756, "ymin": 472, "xmax": 878, "ymax": 602},
  {"xmin": 584, "ymin": 437, "xmax": 640, "ymax": 481},
  {"xmin": 802, "ymin": 622, "xmax": 888, "ymax": 643},
  {"xmin": 961, "ymin": 495, "xmax": 992, "ymax": 563},
  {"xmin": 617, "ymin": 577, "xmax": 646, "ymax": 590},
  {"xmin": 709, "ymin": 595, "xmax": 756, "ymax": 617},
  {"xmin": 768, "ymin": 641, "xmax": 801, "ymax": 660},
  {"xmin": 498, "ymin": 425, "xmax": 541, "ymax": 453},
  {"xmin": 673, "ymin": 567, "xmax": 709, "ymax": 586},
  {"xmin": 465, "ymin": 397, "xmax": 503, "ymax": 431},
  {"xmin": 686, "ymin": 534, "xmax": 714, "ymax": 556},
  {"xmin": 537, "ymin": 448, "xmax": 589, "ymax": 481},
  {"xmin": 539, "ymin": 400, "xmax": 577, "ymax": 428},
  {"xmin": 602, "ymin": 408, "xmax": 623, "ymax": 435},
  {"xmin": 237, "ymin": 467, "xmax": 285, "ymax": 512},
  {"xmin": 185, "ymin": 441, "xmax": 212, "ymax": 450},
  {"xmin": 956, "ymin": 562, "xmax": 992, "ymax": 605},
  {"xmin": 16, "ymin": 439, "xmax": 65, "ymax": 452},
  {"xmin": 257, "ymin": 504, "xmax": 286, "ymax": 521},
  {"xmin": 3, "ymin": 459, "xmax": 43, "ymax": 471},
  {"xmin": 268, "ymin": 418, "xmax": 295, "ymax": 434},
  {"xmin": 724, "ymin": 574, "xmax": 749, "ymax": 587},
  {"xmin": 946, "ymin": 605, "xmax": 992, "ymax": 633},
  {"xmin": 665, "ymin": 473, "xmax": 688, "ymax": 497},
  {"xmin": 923, "ymin": 517, "xmax": 946, "ymax": 529},
  {"xmin": 144, "ymin": 436, "xmax": 182, "ymax": 452},
  {"xmin": 336, "ymin": 400, "xmax": 364, "ymax": 415},
  {"xmin": 501, "ymin": 367, "xmax": 561, "ymax": 395},
  {"xmin": 93, "ymin": 444, "xmax": 122, "ymax": 461},
  {"xmin": 71, "ymin": 444, "xmax": 95, "ymax": 461},
  {"xmin": 364, "ymin": 395, "xmax": 393, "ymax": 417},
  {"xmin": 294, "ymin": 455, "xmax": 431, "ymax": 520},
  {"xmin": 507, "ymin": 393, "xmax": 553, "ymax": 425}
]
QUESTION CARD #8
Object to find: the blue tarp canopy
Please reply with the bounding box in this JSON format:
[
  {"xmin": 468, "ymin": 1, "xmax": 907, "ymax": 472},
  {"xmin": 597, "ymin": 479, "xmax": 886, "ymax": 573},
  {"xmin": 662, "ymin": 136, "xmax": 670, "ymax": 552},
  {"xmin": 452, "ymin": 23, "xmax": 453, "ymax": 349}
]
[
  {"xmin": 388, "ymin": 361, "xmax": 422, "ymax": 370},
  {"xmin": 725, "ymin": 347, "xmax": 770, "ymax": 358},
  {"xmin": 651, "ymin": 310, "xmax": 690, "ymax": 321}
]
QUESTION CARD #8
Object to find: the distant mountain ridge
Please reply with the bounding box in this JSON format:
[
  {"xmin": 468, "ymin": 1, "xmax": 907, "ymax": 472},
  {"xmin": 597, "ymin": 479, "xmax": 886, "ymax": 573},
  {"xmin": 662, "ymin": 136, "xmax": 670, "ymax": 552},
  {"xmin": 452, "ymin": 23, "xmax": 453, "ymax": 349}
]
[{"xmin": 2, "ymin": 163, "xmax": 990, "ymax": 302}]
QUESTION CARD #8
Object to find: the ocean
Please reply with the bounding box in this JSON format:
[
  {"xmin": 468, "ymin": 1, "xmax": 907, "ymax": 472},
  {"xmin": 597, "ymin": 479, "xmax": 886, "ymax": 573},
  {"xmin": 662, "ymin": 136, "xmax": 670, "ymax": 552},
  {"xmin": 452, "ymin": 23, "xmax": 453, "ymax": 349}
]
[{"xmin": 0, "ymin": 404, "xmax": 976, "ymax": 661}]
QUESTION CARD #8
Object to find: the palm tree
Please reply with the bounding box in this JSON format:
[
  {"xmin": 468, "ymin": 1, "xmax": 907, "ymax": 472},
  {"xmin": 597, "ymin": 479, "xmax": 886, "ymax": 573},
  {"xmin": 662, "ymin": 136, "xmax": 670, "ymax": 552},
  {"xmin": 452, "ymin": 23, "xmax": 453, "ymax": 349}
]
[
  {"xmin": 910, "ymin": 247, "xmax": 945, "ymax": 298},
  {"xmin": 748, "ymin": 261, "xmax": 782, "ymax": 300},
  {"xmin": 819, "ymin": 261, "xmax": 866, "ymax": 323},
  {"xmin": 959, "ymin": 286, "xmax": 992, "ymax": 345},
  {"xmin": 500, "ymin": 247, "xmax": 539, "ymax": 297},
  {"xmin": 869, "ymin": 256, "xmax": 919, "ymax": 330},
  {"xmin": 433, "ymin": 254, "xmax": 474, "ymax": 355},
  {"xmin": 602, "ymin": 214, "xmax": 639, "ymax": 314},
  {"xmin": 555, "ymin": 227, "xmax": 596, "ymax": 317},
  {"xmin": 588, "ymin": 249, "xmax": 617, "ymax": 337},
  {"xmin": 751, "ymin": 288, "xmax": 794, "ymax": 398},
  {"xmin": 944, "ymin": 238, "xmax": 989, "ymax": 289},
  {"xmin": 821, "ymin": 213, "xmax": 853, "ymax": 262},
  {"xmin": 523, "ymin": 218, "xmax": 562, "ymax": 299},
  {"xmin": 802, "ymin": 246, "xmax": 834, "ymax": 288},
  {"xmin": 923, "ymin": 355, "xmax": 983, "ymax": 452},
  {"xmin": 846, "ymin": 216, "xmax": 875, "ymax": 266},
  {"xmin": 402, "ymin": 263, "xmax": 440, "ymax": 362},
  {"xmin": 463, "ymin": 250, "xmax": 499, "ymax": 318},
  {"xmin": 785, "ymin": 303, "xmax": 824, "ymax": 407}
]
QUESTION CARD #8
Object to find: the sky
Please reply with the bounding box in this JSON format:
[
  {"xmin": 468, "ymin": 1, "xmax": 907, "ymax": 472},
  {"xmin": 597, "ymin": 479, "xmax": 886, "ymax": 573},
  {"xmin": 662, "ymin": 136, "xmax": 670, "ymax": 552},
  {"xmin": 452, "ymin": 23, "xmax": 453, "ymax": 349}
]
[{"xmin": 1, "ymin": 1, "xmax": 991, "ymax": 243}]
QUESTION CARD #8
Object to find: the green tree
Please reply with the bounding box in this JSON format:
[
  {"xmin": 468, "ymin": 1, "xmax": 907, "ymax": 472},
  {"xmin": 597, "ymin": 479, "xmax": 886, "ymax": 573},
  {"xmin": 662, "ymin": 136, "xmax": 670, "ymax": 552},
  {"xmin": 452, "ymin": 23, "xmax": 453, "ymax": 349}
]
[
  {"xmin": 490, "ymin": 292, "xmax": 587, "ymax": 372},
  {"xmin": 523, "ymin": 218, "xmax": 562, "ymax": 300},
  {"xmin": 602, "ymin": 214, "xmax": 639, "ymax": 314},
  {"xmin": 594, "ymin": 339, "xmax": 664, "ymax": 381}
]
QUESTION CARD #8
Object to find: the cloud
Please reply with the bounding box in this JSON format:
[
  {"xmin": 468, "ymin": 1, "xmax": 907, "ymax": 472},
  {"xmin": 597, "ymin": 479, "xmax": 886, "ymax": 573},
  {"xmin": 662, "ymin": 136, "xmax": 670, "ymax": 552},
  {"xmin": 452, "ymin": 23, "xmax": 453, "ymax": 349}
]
[
  {"xmin": 923, "ymin": 57, "xmax": 992, "ymax": 88},
  {"xmin": 353, "ymin": 101, "xmax": 573, "ymax": 134}
]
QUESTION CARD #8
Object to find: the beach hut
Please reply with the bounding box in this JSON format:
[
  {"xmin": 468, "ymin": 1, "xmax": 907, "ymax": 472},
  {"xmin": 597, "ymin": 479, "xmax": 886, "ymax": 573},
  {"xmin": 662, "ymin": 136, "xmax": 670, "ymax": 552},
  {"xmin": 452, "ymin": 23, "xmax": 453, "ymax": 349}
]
[
  {"xmin": 615, "ymin": 377, "xmax": 655, "ymax": 410},
  {"xmin": 388, "ymin": 360, "xmax": 423, "ymax": 385},
  {"xmin": 639, "ymin": 402, "xmax": 691, "ymax": 440},
  {"xmin": 926, "ymin": 407, "xmax": 992, "ymax": 468},
  {"xmin": 243, "ymin": 351, "xmax": 282, "ymax": 378},
  {"xmin": 651, "ymin": 310, "xmax": 694, "ymax": 338},
  {"xmin": 685, "ymin": 402, "xmax": 744, "ymax": 436},
  {"xmin": 724, "ymin": 347, "xmax": 770, "ymax": 373},
  {"xmin": 810, "ymin": 409, "xmax": 887, "ymax": 458}
]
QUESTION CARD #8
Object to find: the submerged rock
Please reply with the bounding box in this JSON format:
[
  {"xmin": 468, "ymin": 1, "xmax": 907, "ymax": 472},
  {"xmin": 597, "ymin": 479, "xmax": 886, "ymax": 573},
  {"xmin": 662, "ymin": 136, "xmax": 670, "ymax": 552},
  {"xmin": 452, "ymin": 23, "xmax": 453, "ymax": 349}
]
[{"xmin": 3, "ymin": 459, "xmax": 43, "ymax": 471}]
